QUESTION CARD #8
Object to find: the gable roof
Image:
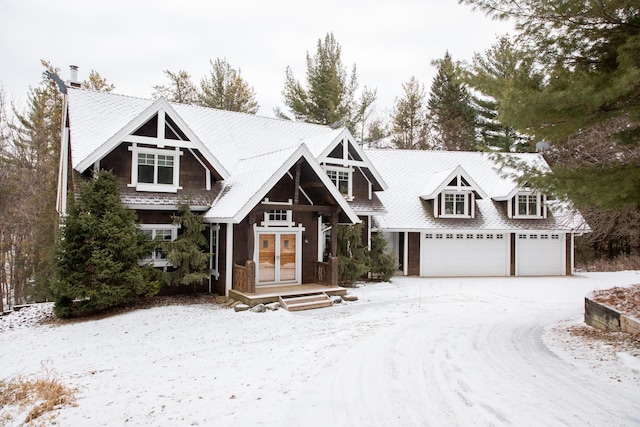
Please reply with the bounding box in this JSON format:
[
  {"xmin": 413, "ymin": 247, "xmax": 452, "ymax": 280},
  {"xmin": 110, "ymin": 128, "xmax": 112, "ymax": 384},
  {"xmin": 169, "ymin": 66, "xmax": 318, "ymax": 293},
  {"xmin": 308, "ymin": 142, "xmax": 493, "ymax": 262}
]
[
  {"xmin": 420, "ymin": 164, "xmax": 488, "ymax": 200},
  {"xmin": 74, "ymin": 96, "xmax": 230, "ymax": 179},
  {"xmin": 203, "ymin": 144, "xmax": 360, "ymax": 224},
  {"xmin": 365, "ymin": 149, "xmax": 587, "ymax": 232},
  {"xmin": 66, "ymin": 88, "xmax": 358, "ymax": 176}
]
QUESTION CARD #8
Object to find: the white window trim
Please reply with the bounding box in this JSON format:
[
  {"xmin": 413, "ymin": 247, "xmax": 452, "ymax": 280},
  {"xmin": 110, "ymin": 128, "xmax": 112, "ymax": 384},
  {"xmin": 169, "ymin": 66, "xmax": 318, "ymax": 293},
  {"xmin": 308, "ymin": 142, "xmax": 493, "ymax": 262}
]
[
  {"xmin": 513, "ymin": 192, "xmax": 545, "ymax": 219},
  {"xmin": 128, "ymin": 144, "xmax": 182, "ymax": 193},
  {"xmin": 139, "ymin": 224, "xmax": 178, "ymax": 267},
  {"xmin": 324, "ymin": 165, "xmax": 353, "ymax": 201},
  {"xmin": 261, "ymin": 210, "xmax": 295, "ymax": 227},
  {"xmin": 439, "ymin": 191, "xmax": 473, "ymax": 219},
  {"xmin": 209, "ymin": 224, "xmax": 220, "ymax": 280}
]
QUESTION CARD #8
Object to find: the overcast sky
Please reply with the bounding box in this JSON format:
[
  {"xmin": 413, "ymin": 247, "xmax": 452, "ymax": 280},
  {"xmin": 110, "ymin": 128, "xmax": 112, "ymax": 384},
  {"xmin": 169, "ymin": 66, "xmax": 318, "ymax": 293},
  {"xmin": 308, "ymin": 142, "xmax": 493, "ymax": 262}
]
[{"xmin": 0, "ymin": 0, "xmax": 512, "ymax": 118}]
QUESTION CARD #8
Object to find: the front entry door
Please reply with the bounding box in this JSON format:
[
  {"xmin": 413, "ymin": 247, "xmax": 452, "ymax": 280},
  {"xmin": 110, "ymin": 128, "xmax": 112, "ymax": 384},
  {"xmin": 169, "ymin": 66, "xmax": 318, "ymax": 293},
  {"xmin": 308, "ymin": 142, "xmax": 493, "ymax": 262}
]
[{"xmin": 257, "ymin": 232, "xmax": 298, "ymax": 285}]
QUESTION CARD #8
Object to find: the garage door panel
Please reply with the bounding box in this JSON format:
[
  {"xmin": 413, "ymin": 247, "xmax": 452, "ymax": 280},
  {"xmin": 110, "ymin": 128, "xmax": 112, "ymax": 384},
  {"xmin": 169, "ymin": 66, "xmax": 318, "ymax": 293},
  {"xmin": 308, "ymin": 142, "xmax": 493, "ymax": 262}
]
[
  {"xmin": 421, "ymin": 232, "xmax": 508, "ymax": 276},
  {"xmin": 517, "ymin": 233, "xmax": 564, "ymax": 276}
]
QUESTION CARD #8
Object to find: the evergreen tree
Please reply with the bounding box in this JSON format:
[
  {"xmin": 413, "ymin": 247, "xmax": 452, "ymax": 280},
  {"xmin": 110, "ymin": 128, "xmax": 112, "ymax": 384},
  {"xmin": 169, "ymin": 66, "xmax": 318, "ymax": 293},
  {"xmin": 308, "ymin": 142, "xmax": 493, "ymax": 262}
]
[
  {"xmin": 282, "ymin": 32, "xmax": 358, "ymax": 127},
  {"xmin": 83, "ymin": 70, "xmax": 115, "ymax": 92},
  {"xmin": 152, "ymin": 70, "xmax": 199, "ymax": 104},
  {"xmin": 428, "ymin": 52, "xmax": 477, "ymax": 151},
  {"xmin": 353, "ymin": 86, "xmax": 377, "ymax": 144},
  {"xmin": 336, "ymin": 224, "xmax": 368, "ymax": 284},
  {"xmin": 199, "ymin": 58, "xmax": 259, "ymax": 113},
  {"xmin": 368, "ymin": 232, "xmax": 397, "ymax": 281},
  {"xmin": 162, "ymin": 202, "xmax": 209, "ymax": 293},
  {"xmin": 390, "ymin": 76, "xmax": 430, "ymax": 149},
  {"xmin": 466, "ymin": 36, "xmax": 536, "ymax": 152},
  {"xmin": 52, "ymin": 170, "xmax": 158, "ymax": 317}
]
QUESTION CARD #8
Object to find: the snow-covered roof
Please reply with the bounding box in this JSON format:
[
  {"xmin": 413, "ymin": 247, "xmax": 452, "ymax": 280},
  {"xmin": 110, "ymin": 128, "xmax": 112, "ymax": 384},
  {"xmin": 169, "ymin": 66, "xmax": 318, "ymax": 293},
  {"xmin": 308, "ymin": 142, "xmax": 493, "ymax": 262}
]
[
  {"xmin": 66, "ymin": 88, "xmax": 344, "ymax": 174},
  {"xmin": 365, "ymin": 149, "xmax": 587, "ymax": 232}
]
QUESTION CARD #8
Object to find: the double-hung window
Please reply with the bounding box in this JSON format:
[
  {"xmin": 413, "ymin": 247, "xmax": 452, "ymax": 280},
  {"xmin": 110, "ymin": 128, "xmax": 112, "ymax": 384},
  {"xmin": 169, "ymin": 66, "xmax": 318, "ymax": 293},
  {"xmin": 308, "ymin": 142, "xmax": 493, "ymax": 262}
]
[
  {"xmin": 441, "ymin": 192, "xmax": 470, "ymax": 217},
  {"xmin": 515, "ymin": 192, "xmax": 543, "ymax": 218},
  {"xmin": 139, "ymin": 225, "xmax": 177, "ymax": 267}
]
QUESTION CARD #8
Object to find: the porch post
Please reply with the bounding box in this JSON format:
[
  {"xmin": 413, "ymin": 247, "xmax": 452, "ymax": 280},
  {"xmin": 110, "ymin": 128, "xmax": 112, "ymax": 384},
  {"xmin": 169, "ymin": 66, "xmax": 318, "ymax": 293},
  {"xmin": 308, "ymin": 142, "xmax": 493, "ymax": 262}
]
[
  {"xmin": 330, "ymin": 210, "xmax": 338, "ymax": 256},
  {"xmin": 329, "ymin": 256, "xmax": 339, "ymax": 287},
  {"xmin": 225, "ymin": 223, "xmax": 234, "ymax": 296}
]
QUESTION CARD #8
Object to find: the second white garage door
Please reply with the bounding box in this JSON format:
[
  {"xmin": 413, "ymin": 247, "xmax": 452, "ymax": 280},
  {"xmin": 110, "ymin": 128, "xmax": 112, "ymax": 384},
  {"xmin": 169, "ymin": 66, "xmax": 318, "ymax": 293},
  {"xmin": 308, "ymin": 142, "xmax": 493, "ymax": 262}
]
[
  {"xmin": 420, "ymin": 232, "xmax": 508, "ymax": 276},
  {"xmin": 516, "ymin": 233, "xmax": 566, "ymax": 276}
]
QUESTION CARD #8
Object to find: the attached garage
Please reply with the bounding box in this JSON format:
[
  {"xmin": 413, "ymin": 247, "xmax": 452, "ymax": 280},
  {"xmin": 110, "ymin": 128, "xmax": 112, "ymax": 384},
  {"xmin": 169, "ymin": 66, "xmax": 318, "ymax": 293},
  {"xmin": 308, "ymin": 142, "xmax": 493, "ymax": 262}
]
[
  {"xmin": 516, "ymin": 232, "xmax": 566, "ymax": 276},
  {"xmin": 420, "ymin": 231, "xmax": 508, "ymax": 276}
]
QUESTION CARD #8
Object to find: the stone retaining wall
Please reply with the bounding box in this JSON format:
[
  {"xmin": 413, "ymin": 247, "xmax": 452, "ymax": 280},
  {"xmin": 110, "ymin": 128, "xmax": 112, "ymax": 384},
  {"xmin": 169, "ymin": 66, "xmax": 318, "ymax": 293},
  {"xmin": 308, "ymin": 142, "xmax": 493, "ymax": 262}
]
[{"xmin": 585, "ymin": 293, "xmax": 640, "ymax": 334}]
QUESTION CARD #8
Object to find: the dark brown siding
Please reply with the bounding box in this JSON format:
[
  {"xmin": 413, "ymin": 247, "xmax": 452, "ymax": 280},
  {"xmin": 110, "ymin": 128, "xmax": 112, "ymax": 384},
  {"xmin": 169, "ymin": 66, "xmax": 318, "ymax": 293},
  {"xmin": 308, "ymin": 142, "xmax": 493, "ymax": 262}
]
[
  {"xmin": 180, "ymin": 149, "xmax": 207, "ymax": 189},
  {"xmin": 136, "ymin": 210, "xmax": 175, "ymax": 224},
  {"xmin": 510, "ymin": 233, "xmax": 516, "ymax": 276},
  {"xmin": 352, "ymin": 169, "xmax": 370, "ymax": 201},
  {"xmin": 298, "ymin": 210, "xmax": 319, "ymax": 284},
  {"xmin": 101, "ymin": 143, "xmax": 132, "ymax": 184},
  {"xmin": 407, "ymin": 232, "xmax": 421, "ymax": 276}
]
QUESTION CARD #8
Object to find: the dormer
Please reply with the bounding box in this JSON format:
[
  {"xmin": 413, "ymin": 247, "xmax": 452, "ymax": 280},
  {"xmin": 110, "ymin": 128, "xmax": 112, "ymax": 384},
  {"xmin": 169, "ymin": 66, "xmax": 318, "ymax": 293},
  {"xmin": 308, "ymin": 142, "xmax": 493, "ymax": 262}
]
[
  {"xmin": 493, "ymin": 183, "xmax": 548, "ymax": 219},
  {"xmin": 420, "ymin": 165, "xmax": 487, "ymax": 219}
]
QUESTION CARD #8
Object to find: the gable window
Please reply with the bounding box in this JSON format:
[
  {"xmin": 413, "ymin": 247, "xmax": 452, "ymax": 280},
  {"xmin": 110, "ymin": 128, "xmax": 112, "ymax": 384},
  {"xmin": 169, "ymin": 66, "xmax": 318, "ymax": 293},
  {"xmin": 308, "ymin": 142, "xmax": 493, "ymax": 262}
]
[
  {"xmin": 262, "ymin": 210, "xmax": 294, "ymax": 227},
  {"xmin": 325, "ymin": 166, "xmax": 353, "ymax": 200},
  {"xmin": 129, "ymin": 145, "xmax": 182, "ymax": 192}
]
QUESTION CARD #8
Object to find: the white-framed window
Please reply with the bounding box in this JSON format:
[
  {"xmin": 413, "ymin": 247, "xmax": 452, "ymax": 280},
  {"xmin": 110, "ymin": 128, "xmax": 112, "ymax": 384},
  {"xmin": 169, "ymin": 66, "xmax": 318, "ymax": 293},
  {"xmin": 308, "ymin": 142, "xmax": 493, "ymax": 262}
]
[
  {"xmin": 262, "ymin": 210, "xmax": 294, "ymax": 227},
  {"xmin": 514, "ymin": 192, "xmax": 545, "ymax": 218},
  {"xmin": 441, "ymin": 191, "xmax": 471, "ymax": 218},
  {"xmin": 139, "ymin": 224, "xmax": 178, "ymax": 267},
  {"xmin": 129, "ymin": 145, "xmax": 181, "ymax": 193},
  {"xmin": 324, "ymin": 166, "xmax": 353, "ymax": 200}
]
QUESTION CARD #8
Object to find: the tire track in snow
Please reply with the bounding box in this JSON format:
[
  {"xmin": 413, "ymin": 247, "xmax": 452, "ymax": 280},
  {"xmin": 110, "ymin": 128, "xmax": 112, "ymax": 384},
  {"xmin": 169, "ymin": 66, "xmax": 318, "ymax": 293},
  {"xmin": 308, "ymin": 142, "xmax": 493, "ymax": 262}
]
[{"xmin": 291, "ymin": 293, "xmax": 640, "ymax": 426}]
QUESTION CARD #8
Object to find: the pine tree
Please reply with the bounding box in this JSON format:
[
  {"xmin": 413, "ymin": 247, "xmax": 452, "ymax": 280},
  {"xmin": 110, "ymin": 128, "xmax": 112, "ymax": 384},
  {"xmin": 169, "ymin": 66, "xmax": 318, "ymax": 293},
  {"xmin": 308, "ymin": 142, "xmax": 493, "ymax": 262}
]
[
  {"xmin": 83, "ymin": 70, "xmax": 115, "ymax": 92},
  {"xmin": 52, "ymin": 170, "xmax": 158, "ymax": 317},
  {"xmin": 199, "ymin": 58, "xmax": 259, "ymax": 113},
  {"xmin": 152, "ymin": 70, "xmax": 199, "ymax": 104},
  {"xmin": 282, "ymin": 32, "xmax": 358, "ymax": 127},
  {"xmin": 368, "ymin": 232, "xmax": 397, "ymax": 281},
  {"xmin": 466, "ymin": 36, "xmax": 536, "ymax": 152},
  {"xmin": 336, "ymin": 224, "xmax": 368, "ymax": 284},
  {"xmin": 390, "ymin": 76, "xmax": 430, "ymax": 149},
  {"xmin": 162, "ymin": 202, "xmax": 209, "ymax": 293},
  {"xmin": 428, "ymin": 52, "xmax": 477, "ymax": 151}
]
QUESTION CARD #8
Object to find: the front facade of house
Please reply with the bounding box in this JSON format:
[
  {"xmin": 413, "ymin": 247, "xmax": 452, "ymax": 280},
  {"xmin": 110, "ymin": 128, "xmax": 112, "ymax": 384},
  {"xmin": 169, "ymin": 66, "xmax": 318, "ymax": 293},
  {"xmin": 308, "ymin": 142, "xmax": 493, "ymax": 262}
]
[
  {"xmin": 57, "ymin": 88, "xmax": 386, "ymax": 296},
  {"xmin": 57, "ymin": 88, "xmax": 587, "ymax": 297}
]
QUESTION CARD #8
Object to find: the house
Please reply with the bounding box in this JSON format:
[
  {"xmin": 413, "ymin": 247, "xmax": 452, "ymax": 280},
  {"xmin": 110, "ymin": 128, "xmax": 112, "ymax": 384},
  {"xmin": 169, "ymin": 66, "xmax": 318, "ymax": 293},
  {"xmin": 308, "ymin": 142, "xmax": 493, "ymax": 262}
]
[
  {"xmin": 364, "ymin": 149, "xmax": 588, "ymax": 277},
  {"xmin": 56, "ymin": 87, "xmax": 587, "ymax": 303},
  {"xmin": 56, "ymin": 88, "xmax": 386, "ymax": 302}
]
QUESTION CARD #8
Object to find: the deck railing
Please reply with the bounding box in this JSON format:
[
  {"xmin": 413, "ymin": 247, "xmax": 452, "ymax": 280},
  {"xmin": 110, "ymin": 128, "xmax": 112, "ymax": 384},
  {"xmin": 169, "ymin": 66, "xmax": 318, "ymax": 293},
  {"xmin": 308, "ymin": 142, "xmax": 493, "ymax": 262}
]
[
  {"xmin": 316, "ymin": 257, "xmax": 338, "ymax": 286},
  {"xmin": 233, "ymin": 261, "xmax": 255, "ymax": 293}
]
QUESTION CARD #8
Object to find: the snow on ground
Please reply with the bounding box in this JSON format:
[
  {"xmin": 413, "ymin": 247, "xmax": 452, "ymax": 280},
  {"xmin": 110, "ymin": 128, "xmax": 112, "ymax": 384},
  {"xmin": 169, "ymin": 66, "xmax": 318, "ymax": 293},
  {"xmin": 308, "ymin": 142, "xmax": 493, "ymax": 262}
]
[{"xmin": 1, "ymin": 272, "xmax": 639, "ymax": 426}]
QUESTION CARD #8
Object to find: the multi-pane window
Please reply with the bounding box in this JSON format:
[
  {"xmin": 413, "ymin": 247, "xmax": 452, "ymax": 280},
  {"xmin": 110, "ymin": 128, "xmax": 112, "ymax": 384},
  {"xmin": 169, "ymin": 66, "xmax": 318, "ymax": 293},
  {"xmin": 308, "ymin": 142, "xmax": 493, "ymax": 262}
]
[
  {"xmin": 444, "ymin": 193, "xmax": 466, "ymax": 216},
  {"xmin": 326, "ymin": 168, "xmax": 350, "ymax": 197},
  {"xmin": 517, "ymin": 194, "xmax": 538, "ymax": 216},
  {"xmin": 138, "ymin": 152, "xmax": 175, "ymax": 185},
  {"xmin": 263, "ymin": 210, "xmax": 293, "ymax": 226},
  {"xmin": 140, "ymin": 227, "xmax": 175, "ymax": 263}
]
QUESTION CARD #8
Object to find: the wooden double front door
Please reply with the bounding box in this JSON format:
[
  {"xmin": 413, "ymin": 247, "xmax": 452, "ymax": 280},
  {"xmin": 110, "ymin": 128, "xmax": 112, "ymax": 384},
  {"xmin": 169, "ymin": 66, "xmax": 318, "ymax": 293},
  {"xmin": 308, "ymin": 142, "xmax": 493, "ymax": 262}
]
[{"xmin": 257, "ymin": 232, "xmax": 299, "ymax": 285}]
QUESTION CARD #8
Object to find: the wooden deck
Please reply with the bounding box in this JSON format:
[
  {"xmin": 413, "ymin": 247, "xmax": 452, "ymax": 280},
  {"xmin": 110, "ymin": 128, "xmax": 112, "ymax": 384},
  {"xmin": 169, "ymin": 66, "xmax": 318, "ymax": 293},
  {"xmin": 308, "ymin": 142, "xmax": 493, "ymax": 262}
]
[{"xmin": 229, "ymin": 283, "xmax": 347, "ymax": 307}]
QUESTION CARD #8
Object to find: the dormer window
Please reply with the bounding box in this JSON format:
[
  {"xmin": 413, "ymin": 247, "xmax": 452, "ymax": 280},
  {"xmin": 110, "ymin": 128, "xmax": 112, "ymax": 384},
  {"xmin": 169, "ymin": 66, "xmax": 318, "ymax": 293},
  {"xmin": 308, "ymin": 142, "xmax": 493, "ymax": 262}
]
[
  {"xmin": 325, "ymin": 166, "xmax": 353, "ymax": 200},
  {"xmin": 444, "ymin": 193, "xmax": 467, "ymax": 216},
  {"xmin": 513, "ymin": 191, "xmax": 546, "ymax": 218}
]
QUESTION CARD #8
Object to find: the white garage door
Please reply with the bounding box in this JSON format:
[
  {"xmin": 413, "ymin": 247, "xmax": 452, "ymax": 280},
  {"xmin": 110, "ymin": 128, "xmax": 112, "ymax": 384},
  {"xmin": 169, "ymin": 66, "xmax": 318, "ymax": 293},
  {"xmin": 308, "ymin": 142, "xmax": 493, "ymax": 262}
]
[
  {"xmin": 420, "ymin": 232, "xmax": 508, "ymax": 276},
  {"xmin": 517, "ymin": 233, "xmax": 565, "ymax": 276}
]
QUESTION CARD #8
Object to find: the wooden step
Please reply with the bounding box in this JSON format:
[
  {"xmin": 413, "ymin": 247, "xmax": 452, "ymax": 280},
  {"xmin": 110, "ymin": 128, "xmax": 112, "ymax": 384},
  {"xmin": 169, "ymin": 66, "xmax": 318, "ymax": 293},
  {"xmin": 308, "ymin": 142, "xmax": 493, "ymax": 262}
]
[{"xmin": 279, "ymin": 292, "xmax": 332, "ymax": 311}]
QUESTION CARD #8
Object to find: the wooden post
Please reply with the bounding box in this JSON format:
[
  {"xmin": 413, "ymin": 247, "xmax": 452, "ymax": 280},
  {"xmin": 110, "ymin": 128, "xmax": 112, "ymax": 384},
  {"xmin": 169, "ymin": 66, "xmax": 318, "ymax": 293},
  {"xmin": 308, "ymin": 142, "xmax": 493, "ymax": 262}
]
[
  {"xmin": 330, "ymin": 210, "xmax": 338, "ymax": 257},
  {"xmin": 246, "ymin": 260, "xmax": 256, "ymax": 293},
  {"xmin": 294, "ymin": 159, "xmax": 302, "ymax": 205},
  {"xmin": 329, "ymin": 256, "xmax": 339, "ymax": 287}
]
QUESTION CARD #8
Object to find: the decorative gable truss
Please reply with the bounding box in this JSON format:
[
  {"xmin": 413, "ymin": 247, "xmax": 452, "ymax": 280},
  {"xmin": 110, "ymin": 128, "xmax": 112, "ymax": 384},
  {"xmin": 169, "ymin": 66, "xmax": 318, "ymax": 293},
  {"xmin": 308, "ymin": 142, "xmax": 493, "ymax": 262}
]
[
  {"xmin": 317, "ymin": 130, "xmax": 387, "ymax": 201},
  {"xmin": 420, "ymin": 165, "xmax": 488, "ymax": 219},
  {"xmin": 76, "ymin": 97, "xmax": 229, "ymax": 194}
]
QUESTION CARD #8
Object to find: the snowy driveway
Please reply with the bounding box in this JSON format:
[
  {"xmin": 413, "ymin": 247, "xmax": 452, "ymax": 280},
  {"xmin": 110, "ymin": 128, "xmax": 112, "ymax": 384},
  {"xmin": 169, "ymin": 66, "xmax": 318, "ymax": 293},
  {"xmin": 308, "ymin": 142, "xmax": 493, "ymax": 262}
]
[
  {"xmin": 290, "ymin": 274, "xmax": 640, "ymax": 426},
  {"xmin": 1, "ymin": 273, "xmax": 639, "ymax": 426}
]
